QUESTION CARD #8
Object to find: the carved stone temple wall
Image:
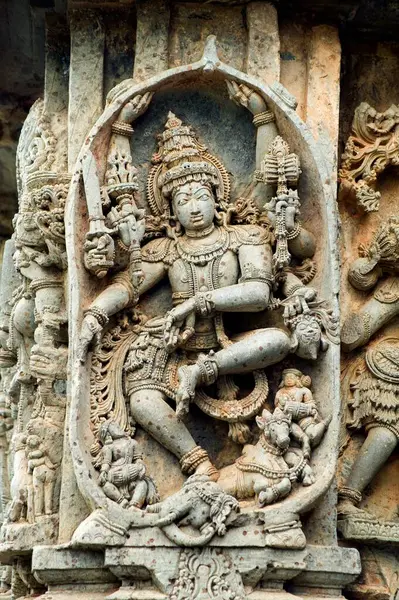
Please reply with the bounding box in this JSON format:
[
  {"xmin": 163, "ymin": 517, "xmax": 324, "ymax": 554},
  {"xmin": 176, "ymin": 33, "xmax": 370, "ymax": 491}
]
[{"xmin": 0, "ymin": 1, "xmax": 399, "ymax": 599}]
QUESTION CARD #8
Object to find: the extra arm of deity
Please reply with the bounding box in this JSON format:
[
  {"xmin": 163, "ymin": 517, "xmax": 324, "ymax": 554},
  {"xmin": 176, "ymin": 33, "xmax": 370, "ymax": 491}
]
[
  {"xmin": 226, "ymin": 80, "xmax": 278, "ymax": 204},
  {"xmin": 207, "ymin": 241, "xmax": 272, "ymax": 312},
  {"xmin": 88, "ymin": 259, "xmax": 166, "ymax": 317},
  {"xmin": 78, "ymin": 259, "xmax": 166, "ymax": 362},
  {"xmin": 341, "ymin": 292, "xmax": 399, "ymax": 352},
  {"xmin": 169, "ymin": 243, "xmax": 272, "ymax": 326},
  {"xmin": 281, "ymin": 271, "xmax": 318, "ymax": 311},
  {"xmin": 106, "ymin": 92, "xmax": 153, "ymax": 178}
]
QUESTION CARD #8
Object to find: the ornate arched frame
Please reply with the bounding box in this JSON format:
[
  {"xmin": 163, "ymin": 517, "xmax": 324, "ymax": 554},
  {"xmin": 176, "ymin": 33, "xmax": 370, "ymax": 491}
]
[{"xmin": 66, "ymin": 37, "xmax": 340, "ymax": 526}]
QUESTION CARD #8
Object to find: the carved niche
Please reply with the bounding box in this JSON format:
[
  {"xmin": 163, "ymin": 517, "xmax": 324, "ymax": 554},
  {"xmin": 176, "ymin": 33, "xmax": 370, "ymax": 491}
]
[{"xmin": 65, "ymin": 38, "xmax": 341, "ymax": 598}]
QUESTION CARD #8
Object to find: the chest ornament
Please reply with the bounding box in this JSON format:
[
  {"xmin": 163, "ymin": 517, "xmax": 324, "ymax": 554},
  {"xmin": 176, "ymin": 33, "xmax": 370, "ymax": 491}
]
[{"xmin": 175, "ymin": 227, "xmax": 230, "ymax": 266}]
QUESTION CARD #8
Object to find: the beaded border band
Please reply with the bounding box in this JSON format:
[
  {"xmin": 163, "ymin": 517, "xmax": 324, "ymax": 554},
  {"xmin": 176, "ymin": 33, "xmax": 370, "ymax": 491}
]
[
  {"xmin": 365, "ymin": 421, "xmax": 399, "ymax": 440},
  {"xmin": 197, "ymin": 354, "xmax": 219, "ymax": 386},
  {"xmin": 180, "ymin": 446, "xmax": 209, "ymax": 474},
  {"xmin": 286, "ymin": 222, "xmax": 301, "ymax": 240},
  {"xmin": 362, "ymin": 311, "xmax": 372, "ymax": 341}
]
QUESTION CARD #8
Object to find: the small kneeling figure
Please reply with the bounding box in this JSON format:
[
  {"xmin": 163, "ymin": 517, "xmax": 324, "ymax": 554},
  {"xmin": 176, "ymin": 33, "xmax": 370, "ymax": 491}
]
[{"xmin": 98, "ymin": 420, "xmax": 159, "ymax": 509}]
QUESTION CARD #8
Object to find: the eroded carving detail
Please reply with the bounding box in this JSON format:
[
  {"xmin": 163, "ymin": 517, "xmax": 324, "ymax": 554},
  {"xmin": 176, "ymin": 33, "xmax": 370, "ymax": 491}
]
[
  {"xmin": 218, "ymin": 407, "xmax": 317, "ymax": 506},
  {"xmin": 339, "ymin": 216, "xmax": 399, "ymax": 543},
  {"xmin": 74, "ymin": 76, "xmax": 338, "ymax": 564},
  {"xmin": 0, "ymin": 96, "xmax": 69, "ymax": 551},
  {"xmin": 339, "ymin": 102, "xmax": 399, "ymax": 212},
  {"xmin": 169, "ymin": 547, "xmax": 245, "ymax": 600},
  {"xmin": 97, "ymin": 420, "xmax": 159, "ymax": 509}
]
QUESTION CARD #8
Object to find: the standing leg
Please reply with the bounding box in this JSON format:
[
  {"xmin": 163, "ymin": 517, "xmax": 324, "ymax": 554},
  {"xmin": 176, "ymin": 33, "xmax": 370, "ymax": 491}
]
[
  {"xmin": 44, "ymin": 472, "xmax": 56, "ymax": 515},
  {"xmin": 129, "ymin": 389, "xmax": 218, "ymax": 479},
  {"xmin": 338, "ymin": 425, "xmax": 398, "ymax": 516},
  {"xmin": 33, "ymin": 468, "xmax": 44, "ymax": 517},
  {"xmin": 129, "ymin": 480, "xmax": 148, "ymax": 508}
]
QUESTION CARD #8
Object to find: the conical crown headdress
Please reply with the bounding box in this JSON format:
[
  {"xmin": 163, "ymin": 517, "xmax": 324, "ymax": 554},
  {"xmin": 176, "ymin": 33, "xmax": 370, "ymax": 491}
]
[{"xmin": 147, "ymin": 112, "xmax": 230, "ymax": 217}]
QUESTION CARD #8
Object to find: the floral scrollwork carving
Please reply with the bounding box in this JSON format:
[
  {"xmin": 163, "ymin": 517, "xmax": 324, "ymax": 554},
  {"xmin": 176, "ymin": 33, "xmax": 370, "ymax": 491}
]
[{"xmin": 339, "ymin": 102, "xmax": 399, "ymax": 212}]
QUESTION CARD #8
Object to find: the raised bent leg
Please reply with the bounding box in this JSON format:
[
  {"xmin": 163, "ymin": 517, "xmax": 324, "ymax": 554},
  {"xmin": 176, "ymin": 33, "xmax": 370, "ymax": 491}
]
[
  {"xmin": 177, "ymin": 328, "xmax": 291, "ymax": 402},
  {"xmin": 102, "ymin": 481, "xmax": 125, "ymax": 505},
  {"xmin": 258, "ymin": 477, "xmax": 291, "ymax": 506}
]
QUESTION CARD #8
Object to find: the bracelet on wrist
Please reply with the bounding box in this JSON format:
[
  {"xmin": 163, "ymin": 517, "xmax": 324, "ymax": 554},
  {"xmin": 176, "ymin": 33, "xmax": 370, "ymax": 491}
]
[
  {"xmin": 84, "ymin": 306, "xmax": 109, "ymax": 327},
  {"xmin": 194, "ymin": 292, "xmax": 214, "ymax": 317},
  {"xmin": 253, "ymin": 110, "xmax": 275, "ymax": 127},
  {"xmin": 111, "ymin": 121, "xmax": 134, "ymax": 137}
]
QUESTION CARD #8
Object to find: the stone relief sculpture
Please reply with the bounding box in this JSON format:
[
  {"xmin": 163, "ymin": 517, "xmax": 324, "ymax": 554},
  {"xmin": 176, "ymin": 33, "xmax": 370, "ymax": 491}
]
[
  {"xmin": 274, "ymin": 368, "xmax": 331, "ymax": 447},
  {"xmin": 0, "ymin": 35, "xmax": 342, "ymax": 599},
  {"xmin": 78, "ymin": 107, "xmax": 337, "ymax": 490},
  {"xmin": 339, "ymin": 216, "xmax": 399, "ymax": 542},
  {"xmin": 65, "ymin": 41, "xmax": 341, "ymax": 593},
  {"xmin": 0, "ymin": 94, "xmax": 69, "ymax": 578},
  {"xmin": 97, "ymin": 420, "xmax": 159, "ymax": 509},
  {"xmin": 339, "ymin": 102, "xmax": 399, "ymax": 212},
  {"xmin": 217, "ymin": 407, "xmax": 316, "ymax": 506}
]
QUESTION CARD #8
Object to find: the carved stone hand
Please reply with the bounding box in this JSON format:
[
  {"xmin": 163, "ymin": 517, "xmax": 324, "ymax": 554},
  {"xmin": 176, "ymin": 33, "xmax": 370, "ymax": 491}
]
[
  {"xmin": 30, "ymin": 345, "xmax": 68, "ymax": 380},
  {"xmin": 164, "ymin": 299, "xmax": 196, "ymax": 351},
  {"xmin": 226, "ymin": 80, "xmax": 267, "ymax": 115},
  {"xmin": 283, "ymin": 288, "xmax": 317, "ymax": 320},
  {"xmin": 83, "ymin": 231, "xmax": 115, "ymax": 278},
  {"xmin": 118, "ymin": 92, "xmax": 153, "ymax": 124},
  {"xmin": 99, "ymin": 470, "xmax": 108, "ymax": 486},
  {"xmin": 108, "ymin": 204, "xmax": 146, "ymax": 249},
  {"xmin": 77, "ymin": 314, "xmax": 103, "ymax": 363}
]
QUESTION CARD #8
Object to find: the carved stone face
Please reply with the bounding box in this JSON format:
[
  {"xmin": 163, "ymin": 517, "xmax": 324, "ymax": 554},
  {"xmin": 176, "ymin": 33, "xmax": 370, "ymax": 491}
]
[
  {"xmin": 294, "ymin": 318, "xmax": 321, "ymax": 360},
  {"xmin": 172, "ymin": 182, "xmax": 215, "ymax": 232},
  {"xmin": 283, "ymin": 373, "xmax": 298, "ymax": 387},
  {"xmin": 267, "ymin": 420, "xmax": 290, "ymax": 450},
  {"xmin": 107, "ymin": 421, "xmax": 126, "ymax": 440}
]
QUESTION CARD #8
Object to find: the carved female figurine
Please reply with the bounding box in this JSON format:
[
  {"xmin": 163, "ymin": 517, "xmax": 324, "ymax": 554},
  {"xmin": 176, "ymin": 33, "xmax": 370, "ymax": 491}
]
[
  {"xmin": 79, "ymin": 91, "xmax": 337, "ymax": 483},
  {"xmin": 274, "ymin": 368, "xmax": 330, "ymax": 447}
]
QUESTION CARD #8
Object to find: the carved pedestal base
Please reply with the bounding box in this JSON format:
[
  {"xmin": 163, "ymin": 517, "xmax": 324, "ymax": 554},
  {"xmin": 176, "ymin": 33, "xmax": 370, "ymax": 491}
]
[
  {"xmin": 106, "ymin": 584, "xmax": 166, "ymax": 600},
  {"xmin": 31, "ymin": 543, "xmax": 360, "ymax": 600},
  {"xmin": 338, "ymin": 517, "xmax": 399, "ymax": 544},
  {"xmin": 0, "ymin": 515, "xmax": 59, "ymax": 562}
]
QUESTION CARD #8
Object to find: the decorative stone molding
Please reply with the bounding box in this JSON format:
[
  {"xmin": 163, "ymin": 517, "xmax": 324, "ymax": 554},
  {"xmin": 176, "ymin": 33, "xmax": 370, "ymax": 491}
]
[{"xmin": 339, "ymin": 102, "xmax": 399, "ymax": 212}]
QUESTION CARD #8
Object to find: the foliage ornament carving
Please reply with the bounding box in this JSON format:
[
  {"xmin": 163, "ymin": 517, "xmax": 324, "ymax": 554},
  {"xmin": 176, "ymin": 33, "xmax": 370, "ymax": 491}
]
[{"xmin": 339, "ymin": 102, "xmax": 399, "ymax": 212}]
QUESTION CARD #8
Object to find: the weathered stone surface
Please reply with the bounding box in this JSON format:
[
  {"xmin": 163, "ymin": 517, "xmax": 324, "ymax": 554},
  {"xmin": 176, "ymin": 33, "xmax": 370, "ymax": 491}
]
[
  {"xmin": 68, "ymin": 10, "xmax": 105, "ymax": 169},
  {"xmin": 3, "ymin": 3, "xmax": 399, "ymax": 600},
  {"xmin": 246, "ymin": 2, "xmax": 280, "ymax": 85}
]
